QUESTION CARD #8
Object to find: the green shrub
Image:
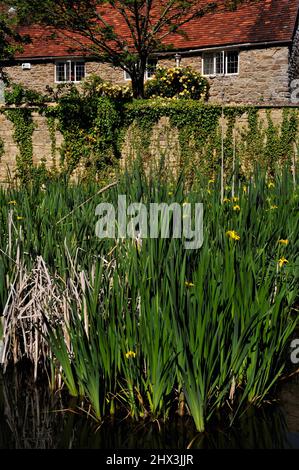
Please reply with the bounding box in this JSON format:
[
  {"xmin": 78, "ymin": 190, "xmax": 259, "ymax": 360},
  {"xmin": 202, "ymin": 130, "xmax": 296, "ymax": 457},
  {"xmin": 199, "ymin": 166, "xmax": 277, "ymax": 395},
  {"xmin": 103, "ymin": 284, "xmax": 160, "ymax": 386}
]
[
  {"xmin": 4, "ymin": 83, "xmax": 49, "ymax": 106},
  {"xmin": 145, "ymin": 66, "xmax": 209, "ymax": 100}
]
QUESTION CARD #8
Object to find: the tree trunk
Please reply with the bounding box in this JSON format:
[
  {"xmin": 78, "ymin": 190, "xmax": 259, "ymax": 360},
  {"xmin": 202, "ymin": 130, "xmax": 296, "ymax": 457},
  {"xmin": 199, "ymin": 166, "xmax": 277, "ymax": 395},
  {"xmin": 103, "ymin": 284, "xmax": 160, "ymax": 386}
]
[{"xmin": 131, "ymin": 73, "xmax": 145, "ymax": 99}]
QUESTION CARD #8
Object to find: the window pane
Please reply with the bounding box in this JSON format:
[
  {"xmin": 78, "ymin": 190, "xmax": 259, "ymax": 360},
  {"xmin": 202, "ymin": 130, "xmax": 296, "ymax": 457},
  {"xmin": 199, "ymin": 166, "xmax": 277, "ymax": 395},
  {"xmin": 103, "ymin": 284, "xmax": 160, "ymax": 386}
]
[
  {"xmin": 124, "ymin": 70, "xmax": 131, "ymax": 80},
  {"xmin": 75, "ymin": 62, "xmax": 85, "ymax": 81},
  {"xmin": 69, "ymin": 62, "xmax": 74, "ymax": 81},
  {"xmin": 203, "ymin": 53, "xmax": 214, "ymax": 75},
  {"xmin": 215, "ymin": 52, "xmax": 224, "ymax": 74},
  {"xmin": 56, "ymin": 62, "xmax": 66, "ymax": 82},
  {"xmin": 226, "ymin": 51, "xmax": 239, "ymax": 74},
  {"xmin": 146, "ymin": 60, "xmax": 157, "ymax": 79}
]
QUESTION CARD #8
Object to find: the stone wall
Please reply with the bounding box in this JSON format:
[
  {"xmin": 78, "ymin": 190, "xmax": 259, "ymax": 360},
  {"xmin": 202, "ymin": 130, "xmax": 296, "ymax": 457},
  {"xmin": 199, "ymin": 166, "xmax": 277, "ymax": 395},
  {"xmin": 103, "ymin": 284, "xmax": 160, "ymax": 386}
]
[
  {"xmin": 120, "ymin": 107, "xmax": 297, "ymax": 176},
  {"xmin": 0, "ymin": 110, "xmax": 63, "ymax": 185},
  {"xmin": 3, "ymin": 45, "xmax": 291, "ymax": 105},
  {"xmin": 0, "ymin": 105, "xmax": 296, "ymax": 185},
  {"xmin": 121, "ymin": 117, "xmax": 181, "ymax": 178},
  {"xmin": 208, "ymin": 47, "xmax": 289, "ymax": 105},
  {"xmin": 290, "ymin": 24, "xmax": 299, "ymax": 104},
  {"xmin": 290, "ymin": 23, "xmax": 299, "ymax": 81},
  {"xmin": 0, "ymin": 112, "xmax": 18, "ymax": 183},
  {"xmin": 3, "ymin": 61, "xmax": 125, "ymax": 94},
  {"xmin": 160, "ymin": 46, "xmax": 290, "ymax": 105}
]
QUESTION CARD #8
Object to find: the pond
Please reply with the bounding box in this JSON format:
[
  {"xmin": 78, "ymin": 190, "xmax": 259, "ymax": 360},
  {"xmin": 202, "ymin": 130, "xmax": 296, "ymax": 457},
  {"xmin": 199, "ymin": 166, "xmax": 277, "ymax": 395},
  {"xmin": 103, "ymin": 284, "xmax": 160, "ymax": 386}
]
[{"xmin": 1, "ymin": 368, "xmax": 299, "ymax": 449}]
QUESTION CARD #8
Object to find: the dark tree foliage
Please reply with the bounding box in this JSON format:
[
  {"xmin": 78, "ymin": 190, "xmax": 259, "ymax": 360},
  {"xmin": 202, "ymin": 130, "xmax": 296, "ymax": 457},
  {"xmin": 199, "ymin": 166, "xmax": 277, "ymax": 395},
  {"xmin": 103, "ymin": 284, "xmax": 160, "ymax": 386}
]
[{"xmin": 0, "ymin": 2, "xmax": 30, "ymax": 79}]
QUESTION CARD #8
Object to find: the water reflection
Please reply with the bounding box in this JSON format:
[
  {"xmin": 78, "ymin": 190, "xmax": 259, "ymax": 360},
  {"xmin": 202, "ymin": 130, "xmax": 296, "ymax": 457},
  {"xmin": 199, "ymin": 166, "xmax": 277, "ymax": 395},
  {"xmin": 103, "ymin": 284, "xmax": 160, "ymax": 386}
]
[{"xmin": 0, "ymin": 370, "xmax": 298, "ymax": 449}]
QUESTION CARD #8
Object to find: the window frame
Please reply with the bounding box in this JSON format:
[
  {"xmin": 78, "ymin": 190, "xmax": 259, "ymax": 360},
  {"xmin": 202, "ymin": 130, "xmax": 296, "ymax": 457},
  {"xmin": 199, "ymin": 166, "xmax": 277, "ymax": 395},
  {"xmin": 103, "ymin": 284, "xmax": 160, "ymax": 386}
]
[
  {"xmin": 145, "ymin": 59, "xmax": 157, "ymax": 80},
  {"xmin": 55, "ymin": 60, "xmax": 86, "ymax": 83},
  {"xmin": 202, "ymin": 50, "xmax": 239, "ymax": 77},
  {"xmin": 124, "ymin": 69, "xmax": 131, "ymax": 81}
]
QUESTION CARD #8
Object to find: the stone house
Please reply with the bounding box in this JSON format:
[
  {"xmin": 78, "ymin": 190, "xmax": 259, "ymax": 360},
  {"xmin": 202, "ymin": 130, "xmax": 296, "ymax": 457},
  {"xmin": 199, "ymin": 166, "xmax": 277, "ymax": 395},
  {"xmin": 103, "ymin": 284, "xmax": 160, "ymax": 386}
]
[{"xmin": 2, "ymin": 0, "xmax": 299, "ymax": 105}]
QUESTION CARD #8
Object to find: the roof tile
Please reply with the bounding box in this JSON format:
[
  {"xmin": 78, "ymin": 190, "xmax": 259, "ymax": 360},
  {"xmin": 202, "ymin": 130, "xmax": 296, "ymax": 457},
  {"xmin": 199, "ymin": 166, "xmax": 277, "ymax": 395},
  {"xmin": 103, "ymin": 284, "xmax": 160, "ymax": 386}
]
[{"xmin": 14, "ymin": 0, "xmax": 299, "ymax": 59}]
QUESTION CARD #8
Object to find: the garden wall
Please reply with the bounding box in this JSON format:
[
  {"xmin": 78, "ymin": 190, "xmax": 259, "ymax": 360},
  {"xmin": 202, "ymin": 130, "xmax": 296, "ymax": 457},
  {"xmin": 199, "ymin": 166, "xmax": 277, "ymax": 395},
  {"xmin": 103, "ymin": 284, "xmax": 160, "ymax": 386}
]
[
  {"xmin": 0, "ymin": 104, "xmax": 298, "ymax": 185},
  {"xmin": 120, "ymin": 106, "xmax": 298, "ymax": 179},
  {"xmin": 0, "ymin": 108, "xmax": 63, "ymax": 184}
]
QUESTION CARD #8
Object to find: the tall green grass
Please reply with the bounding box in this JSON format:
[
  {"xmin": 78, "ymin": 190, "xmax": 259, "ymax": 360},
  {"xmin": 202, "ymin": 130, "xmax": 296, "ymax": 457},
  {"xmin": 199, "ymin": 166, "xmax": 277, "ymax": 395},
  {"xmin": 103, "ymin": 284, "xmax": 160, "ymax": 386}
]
[{"xmin": 0, "ymin": 164, "xmax": 298, "ymax": 431}]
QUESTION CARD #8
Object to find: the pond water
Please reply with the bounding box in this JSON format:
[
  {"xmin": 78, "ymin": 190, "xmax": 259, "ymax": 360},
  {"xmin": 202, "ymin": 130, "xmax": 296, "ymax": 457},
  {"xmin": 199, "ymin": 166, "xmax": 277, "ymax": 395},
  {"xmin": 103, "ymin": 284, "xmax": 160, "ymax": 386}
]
[{"xmin": 0, "ymin": 368, "xmax": 299, "ymax": 449}]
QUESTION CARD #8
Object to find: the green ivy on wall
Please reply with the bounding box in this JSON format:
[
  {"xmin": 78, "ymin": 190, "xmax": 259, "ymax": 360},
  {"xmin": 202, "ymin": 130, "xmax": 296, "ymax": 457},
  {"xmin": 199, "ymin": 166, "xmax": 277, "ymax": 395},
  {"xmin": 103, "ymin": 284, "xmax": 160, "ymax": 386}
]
[
  {"xmin": 0, "ymin": 137, "xmax": 4, "ymax": 161},
  {"xmin": 5, "ymin": 108, "xmax": 35, "ymax": 185},
  {"xmin": 46, "ymin": 115, "xmax": 58, "ymax": 172},
  {"xmin": 1, "ymin": 89, "xmax": 298, "ymax": 184},
  {"xmin": 122, "ymin": 100, "xmax": 248, "ymax": 179},
  {"xmin": 238, "ymin": 107, "xmax": 298, "ymax": 176},
  {"xmin": 44, "ymin": 92, "xmax": 122, "ymax": 181}
]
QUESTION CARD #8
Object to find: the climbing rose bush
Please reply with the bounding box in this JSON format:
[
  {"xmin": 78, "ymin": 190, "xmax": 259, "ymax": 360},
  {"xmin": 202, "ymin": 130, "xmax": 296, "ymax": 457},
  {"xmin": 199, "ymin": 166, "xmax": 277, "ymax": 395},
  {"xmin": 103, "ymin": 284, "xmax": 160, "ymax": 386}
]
[
  {"xmin": 95, "ymin": 81, "xmax": 133, "ymax": 100},
  {"xmin": 145, "ymin": 66, "xmax": 209, "ymax": 100},
  {"xmin": 82, "ymin": 74, "xmax": 133, "ymax": 101}
]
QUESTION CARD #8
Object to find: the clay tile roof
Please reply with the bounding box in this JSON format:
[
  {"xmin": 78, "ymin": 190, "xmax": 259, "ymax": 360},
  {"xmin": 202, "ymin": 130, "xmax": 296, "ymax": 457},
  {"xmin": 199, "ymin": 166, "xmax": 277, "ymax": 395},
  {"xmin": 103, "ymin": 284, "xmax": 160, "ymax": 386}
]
[{"xmin": 14, "ymin": 0, "xmax": 299, "ymax": 59}]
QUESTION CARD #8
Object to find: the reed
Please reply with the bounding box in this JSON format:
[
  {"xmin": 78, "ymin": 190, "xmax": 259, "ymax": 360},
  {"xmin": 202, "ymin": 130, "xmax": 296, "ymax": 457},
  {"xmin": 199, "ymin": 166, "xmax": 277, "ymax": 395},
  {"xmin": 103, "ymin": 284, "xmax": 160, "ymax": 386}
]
[{"xmin": 0, "ymin": 162, "xmax": 298, "ymax": 431}]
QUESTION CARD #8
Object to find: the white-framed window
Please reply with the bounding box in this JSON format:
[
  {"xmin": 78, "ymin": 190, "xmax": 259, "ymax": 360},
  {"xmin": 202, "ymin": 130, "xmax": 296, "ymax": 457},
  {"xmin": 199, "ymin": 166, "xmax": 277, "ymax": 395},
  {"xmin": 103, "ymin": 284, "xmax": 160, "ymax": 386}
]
[
  {"xmin": 55, "ymin": 60, "xmax": 86, "ymax": 83},
  {"xmin": 202, "ymin": 50, "xmax": 239, "ymax": 76},
  {"xmin": 124, "ymin": 59, "xmax": 157, "ymax": 81},
  {"xmin": 145, "ymin": 59, "xmax": 157, "ymax": 79}
]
